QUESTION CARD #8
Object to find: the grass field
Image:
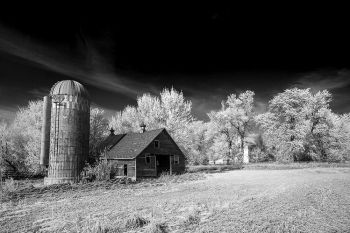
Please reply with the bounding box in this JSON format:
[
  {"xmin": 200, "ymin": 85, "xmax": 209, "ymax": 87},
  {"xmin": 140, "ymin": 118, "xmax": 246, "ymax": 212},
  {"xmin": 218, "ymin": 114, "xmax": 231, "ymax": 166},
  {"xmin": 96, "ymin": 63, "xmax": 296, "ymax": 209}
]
[{"xmin": 1, "ymin": 167, "xmax": 350, "ymax": 232}]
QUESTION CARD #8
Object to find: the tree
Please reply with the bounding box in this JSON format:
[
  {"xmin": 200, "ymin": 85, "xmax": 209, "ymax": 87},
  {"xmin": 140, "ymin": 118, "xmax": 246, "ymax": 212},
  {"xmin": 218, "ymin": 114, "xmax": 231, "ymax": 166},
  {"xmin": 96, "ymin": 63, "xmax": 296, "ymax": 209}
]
[
  {"xmin": 159, "ymin": 88, "xmax": 193, "ymax": 148},
  {"xmin": 89, "ymin": 107, "xmax": 109, "ymax": 163},
  {"xmin": 186, "ymin": 121, "xmax": 209, "ymax": 165},
  {"xmin": 136, "ymin": 93, "xmax": 162, "ymax": 130},
  {"xmin": 109, "ymin": 106, "xmax": 139, "ymax": 134},
  {"xmin": 256, "ymin": 88, "xmax": 343, "ymax": 162},
  {"xmin": 207, "ymin": 91, "xmax": 255, "ymax": 161},
  {"xmin": 323, "ymin": 113, "xmax": 350, "ymax": 161},
  {"xmin": 10, "ymin": 100, "xmax": 43, "ymax": 174}
]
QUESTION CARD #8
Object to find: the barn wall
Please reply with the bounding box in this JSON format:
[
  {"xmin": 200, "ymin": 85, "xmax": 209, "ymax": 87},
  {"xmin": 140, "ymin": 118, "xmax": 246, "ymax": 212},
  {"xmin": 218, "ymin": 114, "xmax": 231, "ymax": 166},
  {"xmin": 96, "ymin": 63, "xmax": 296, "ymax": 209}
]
[
  {"xmin": 136, "ymin": 155, "xmax": 157, "ymax": 177},
  {"xmin": 138, "ymin": 130, "xmax": 186, "ymax": 174},
  {"xmin": 109, "ymin": 159, "xmax": 136, "ymax": 179}
]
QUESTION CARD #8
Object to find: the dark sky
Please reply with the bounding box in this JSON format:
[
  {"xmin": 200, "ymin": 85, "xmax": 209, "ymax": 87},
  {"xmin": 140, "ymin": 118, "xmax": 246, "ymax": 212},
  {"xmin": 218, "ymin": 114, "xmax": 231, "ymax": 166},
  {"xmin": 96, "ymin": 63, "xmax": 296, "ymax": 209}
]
[{"xmin": 0, "ymin": 6, "xmax": 350, "ymax": 121}]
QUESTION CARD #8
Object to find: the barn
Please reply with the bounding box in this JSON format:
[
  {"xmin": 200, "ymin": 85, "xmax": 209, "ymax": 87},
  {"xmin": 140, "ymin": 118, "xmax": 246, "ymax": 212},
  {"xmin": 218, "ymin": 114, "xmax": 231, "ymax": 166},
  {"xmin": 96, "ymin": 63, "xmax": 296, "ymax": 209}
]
[{"xmin": 98, "ymin": 127, "xmax": 186, "ymax": 180}]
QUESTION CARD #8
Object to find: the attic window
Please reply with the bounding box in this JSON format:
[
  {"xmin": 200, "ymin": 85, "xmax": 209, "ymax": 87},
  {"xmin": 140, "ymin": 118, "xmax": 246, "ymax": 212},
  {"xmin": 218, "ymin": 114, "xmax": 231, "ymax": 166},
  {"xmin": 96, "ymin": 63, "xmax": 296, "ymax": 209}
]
[{"xmin": 154, "ymin": 140, "xmax": 160, "ymax": 148}]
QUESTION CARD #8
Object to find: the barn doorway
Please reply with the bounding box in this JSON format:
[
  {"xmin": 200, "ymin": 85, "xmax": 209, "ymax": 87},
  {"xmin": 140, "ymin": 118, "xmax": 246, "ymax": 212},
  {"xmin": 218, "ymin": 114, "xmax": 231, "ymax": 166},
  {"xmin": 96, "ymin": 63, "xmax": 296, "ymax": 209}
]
[
  {"xmin": 123, "ymin": 164, "xmax": 128, "ymax": 176},
  {"xmin": 156, "ymin": 155, "xmax": 170, "ymax": 176}
]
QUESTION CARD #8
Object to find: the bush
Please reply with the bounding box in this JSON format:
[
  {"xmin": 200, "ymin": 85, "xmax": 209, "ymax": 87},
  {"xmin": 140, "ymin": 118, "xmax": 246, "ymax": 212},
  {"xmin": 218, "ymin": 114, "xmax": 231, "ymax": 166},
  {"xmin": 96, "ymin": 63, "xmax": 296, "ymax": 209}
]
[
  {"xmin": 81, "ymin": 159, "xmax": 112, "ymax": 182},
  {"xmin": 249, "ymin": 148, "xmax": 275, "ymax": 163}
]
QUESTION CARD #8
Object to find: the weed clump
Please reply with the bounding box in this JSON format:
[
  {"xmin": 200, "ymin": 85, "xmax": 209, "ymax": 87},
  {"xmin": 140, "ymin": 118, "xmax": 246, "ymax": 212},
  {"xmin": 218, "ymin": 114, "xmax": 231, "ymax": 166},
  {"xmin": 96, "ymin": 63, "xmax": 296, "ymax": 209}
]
[
  {"xmin": 124, "ymin": 214, "xmax": 149, "ymax": 229},
  {"xmin": 144, "ymin": 220, "xmax": 169, "ymax": 233},
  {"xmin": 183, "ymin": 210, "xmax": 201, "ymax": 226}
]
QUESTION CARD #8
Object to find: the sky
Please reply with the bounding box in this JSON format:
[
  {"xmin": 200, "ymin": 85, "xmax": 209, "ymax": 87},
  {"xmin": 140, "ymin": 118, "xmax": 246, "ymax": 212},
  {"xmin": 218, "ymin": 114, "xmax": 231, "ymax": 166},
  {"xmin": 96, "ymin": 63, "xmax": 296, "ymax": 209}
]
[{"xmin": 0, "ymin": 6, "xmax": 349, "ymax": 122}]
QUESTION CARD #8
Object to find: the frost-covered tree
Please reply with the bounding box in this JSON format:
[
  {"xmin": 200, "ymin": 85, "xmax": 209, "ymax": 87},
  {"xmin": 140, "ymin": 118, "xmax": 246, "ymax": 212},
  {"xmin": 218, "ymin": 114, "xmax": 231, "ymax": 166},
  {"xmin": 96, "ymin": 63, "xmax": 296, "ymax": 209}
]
[
  {"xmin": 109, "ymin": 88, "xmax": 193, "ymax": 139},
  {"xmin": 89, "ymin": 107, "xmax": 109, "ymax": 163},
  {"xmin": 9, "ymin": 100, "xmax": 43, "ymax": 174},
  {"xmin": 186, "ymin": 121, "xmax": 209, "ymax": 165},
  {"xmin": 324, "ymin": 113, "xmax": 350, "ymax": 161},
  {"xmin": 159, "ymin": 88, "xmax": 193, "ymax": 147},
  {"xmin": 109, "ymin": 106, "xmax": 139, "ymax": 134},
  {"xmin": 256, "ymin": 88, "xmax": 346, "ymax": 162},
  {"xmin": 136, "ymin": 93, "xmax": 162, "ymax": 130},
  {"xmin": 207, "ymin": 91, "xmax": 255, "ymax": 161}
]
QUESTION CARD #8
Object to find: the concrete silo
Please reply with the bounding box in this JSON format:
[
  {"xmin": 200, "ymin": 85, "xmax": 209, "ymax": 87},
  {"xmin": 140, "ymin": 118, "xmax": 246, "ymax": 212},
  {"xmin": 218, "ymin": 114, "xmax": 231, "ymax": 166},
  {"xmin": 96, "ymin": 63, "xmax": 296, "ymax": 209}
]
[{"xmin": 40, "ymin": 80, "xmax": 90, "ymax": 185}]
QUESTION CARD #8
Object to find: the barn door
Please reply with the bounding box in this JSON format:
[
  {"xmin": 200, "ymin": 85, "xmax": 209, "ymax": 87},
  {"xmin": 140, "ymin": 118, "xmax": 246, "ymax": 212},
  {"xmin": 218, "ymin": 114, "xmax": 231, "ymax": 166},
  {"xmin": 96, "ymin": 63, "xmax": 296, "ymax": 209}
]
[{"xmin": 123, "ymin": 164, "xmax": 127, "ymax": 176}]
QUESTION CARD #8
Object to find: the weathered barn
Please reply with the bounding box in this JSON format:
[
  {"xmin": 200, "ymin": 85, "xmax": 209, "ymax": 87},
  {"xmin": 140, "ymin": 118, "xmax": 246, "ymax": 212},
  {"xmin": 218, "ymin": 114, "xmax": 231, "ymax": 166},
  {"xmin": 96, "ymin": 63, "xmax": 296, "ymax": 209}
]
[{"xmin": 98, "ymin": 128, "xmax": 186, "ymax": 180}]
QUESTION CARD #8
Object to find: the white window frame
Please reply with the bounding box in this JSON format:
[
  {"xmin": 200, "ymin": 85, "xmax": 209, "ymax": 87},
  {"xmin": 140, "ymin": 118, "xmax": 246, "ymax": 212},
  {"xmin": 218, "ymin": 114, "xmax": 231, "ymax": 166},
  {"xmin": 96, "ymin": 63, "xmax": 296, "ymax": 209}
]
[{"xmin": 154, "ymin": 140, "xmax": 160, "ymax": 149}]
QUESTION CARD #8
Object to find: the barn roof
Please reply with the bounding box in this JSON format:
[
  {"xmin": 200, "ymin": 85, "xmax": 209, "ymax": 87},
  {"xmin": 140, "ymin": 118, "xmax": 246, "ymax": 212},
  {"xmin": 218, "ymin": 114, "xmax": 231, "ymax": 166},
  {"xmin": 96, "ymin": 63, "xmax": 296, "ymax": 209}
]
[
  {"xmin": 106, "ymin": 128, "xmax": 166, "ymax": 159},
  {"xmin": 96, "ymin": 133, "xmax": 126, "ymax": 153}
]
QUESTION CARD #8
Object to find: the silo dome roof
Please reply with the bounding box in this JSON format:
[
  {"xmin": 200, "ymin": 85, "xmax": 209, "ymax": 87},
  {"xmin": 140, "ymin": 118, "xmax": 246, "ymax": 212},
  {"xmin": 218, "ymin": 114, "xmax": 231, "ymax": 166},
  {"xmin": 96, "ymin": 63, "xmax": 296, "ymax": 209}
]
[{"xmin": 50, "ymin": 80, "xmax": 89, "ymax": 99}]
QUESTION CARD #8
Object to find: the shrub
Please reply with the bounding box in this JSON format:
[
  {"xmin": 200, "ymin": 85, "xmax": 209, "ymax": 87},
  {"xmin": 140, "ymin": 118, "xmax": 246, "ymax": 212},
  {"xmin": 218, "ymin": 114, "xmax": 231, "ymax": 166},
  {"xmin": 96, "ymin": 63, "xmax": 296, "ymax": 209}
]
[
  {"xmin": 81, "ymin": 159, "xmax": 112, "ymax": 182},
  {"xmin": 249, "ymin": 148, "xmax": 275, "ymax": 163}
]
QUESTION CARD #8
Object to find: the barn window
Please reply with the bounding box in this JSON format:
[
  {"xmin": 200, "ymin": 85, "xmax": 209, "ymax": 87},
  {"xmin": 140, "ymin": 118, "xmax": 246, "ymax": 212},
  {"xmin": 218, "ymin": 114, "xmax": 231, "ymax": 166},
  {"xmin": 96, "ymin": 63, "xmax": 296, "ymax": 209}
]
[
  {"xmin": 154, "ymin": 140, "xmax": 160, "ymax": 148},
  {"xmin": 174, "ymin": 155, "xmax": 179, "ymax": 164}
]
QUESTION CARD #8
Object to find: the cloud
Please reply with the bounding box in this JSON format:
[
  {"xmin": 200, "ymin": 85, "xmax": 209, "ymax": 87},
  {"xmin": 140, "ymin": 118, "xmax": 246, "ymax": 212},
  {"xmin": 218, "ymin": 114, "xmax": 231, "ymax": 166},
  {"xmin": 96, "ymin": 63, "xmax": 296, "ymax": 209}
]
[
  {"xmin": 0, "ymin": 24, "xmax": 154, "ymax": 98},
  {"xmin": 293, "ymin": 70, "xmax": 350, "ymax": 92}
]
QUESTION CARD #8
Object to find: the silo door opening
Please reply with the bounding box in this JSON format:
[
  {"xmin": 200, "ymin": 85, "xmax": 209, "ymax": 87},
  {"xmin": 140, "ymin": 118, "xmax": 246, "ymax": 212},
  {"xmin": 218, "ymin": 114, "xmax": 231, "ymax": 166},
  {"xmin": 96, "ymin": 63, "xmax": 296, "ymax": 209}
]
[{"xmin": 123, "ymin": 164, "xmax": 128, "ymax": 176}]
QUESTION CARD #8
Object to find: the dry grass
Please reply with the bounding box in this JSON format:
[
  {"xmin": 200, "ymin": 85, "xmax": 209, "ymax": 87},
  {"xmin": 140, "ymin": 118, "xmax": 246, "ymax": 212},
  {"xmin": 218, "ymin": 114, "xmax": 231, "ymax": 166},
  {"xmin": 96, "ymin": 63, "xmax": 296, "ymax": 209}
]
[
  {"xmin": 124, "ymin": 214, "xmax": 150, "ymax": 229},
  {"xmin": 1, "ymin": 168, "xmax": 350, "ymax": 232},
  {"xmin": 144, "ymin": 219, "xmax": 169, "ymax": 233},
  {"xmin": 187, "ymin": 164, "xmax": 242, "ymax": 173},
  {"xmin": 243, "ymin": 161, "xmax": 350, "ymax": 170}
]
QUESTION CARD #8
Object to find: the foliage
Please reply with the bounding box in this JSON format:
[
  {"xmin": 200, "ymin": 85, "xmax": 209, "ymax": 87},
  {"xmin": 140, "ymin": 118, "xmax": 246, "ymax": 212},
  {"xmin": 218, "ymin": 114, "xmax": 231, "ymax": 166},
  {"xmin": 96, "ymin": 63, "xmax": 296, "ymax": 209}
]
[
  {"xmin": 207, "ymin": 91, "xmax": 255, "ymax": 162},
  {"xmin": 0, "ymin": 101, "xmax": 43, "ymax": 176},
  {"xmin": 249, "ymin": 147, "xmax": 274, "ymax": 162},
  {"xmin": 185, "ymin": 121, "xmax": 209, "ymax": 165},
  {"xmin": 89, "ymin": 107, "xmax": 109, "ymax": 164},
  {"xmin": 256, "ymin": 88, "xmax": 349, "ymax": 162},
  {"xmin": 81, "ymin": 158, "xmax": 112, "ymax": 182}
]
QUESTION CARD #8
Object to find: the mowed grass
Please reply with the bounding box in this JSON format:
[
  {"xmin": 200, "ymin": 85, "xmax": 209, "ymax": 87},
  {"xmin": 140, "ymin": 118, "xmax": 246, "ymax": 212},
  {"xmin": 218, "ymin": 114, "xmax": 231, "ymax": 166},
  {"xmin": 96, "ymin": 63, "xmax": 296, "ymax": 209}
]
[{"xmin": 1, "ymin": 168, "xmax": 350, "ymax": 232}]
